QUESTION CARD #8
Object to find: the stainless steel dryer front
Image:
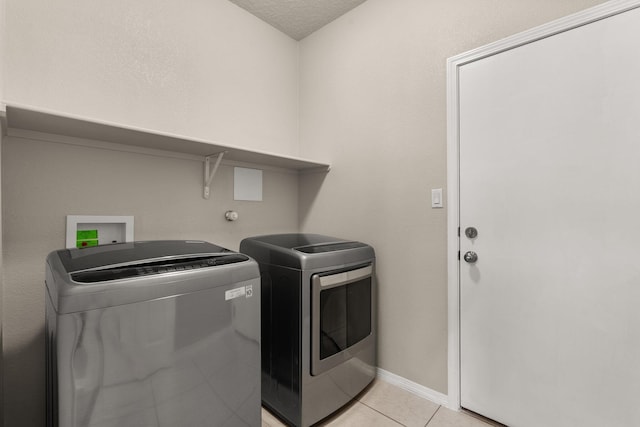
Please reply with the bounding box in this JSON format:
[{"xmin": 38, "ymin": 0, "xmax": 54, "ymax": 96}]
[
  {"xmin": 240, "ymin": 234, "xmax": 376, "ymax": 427},
  {"xmin": 45, "ymin": 240, "xmax": 261, "ymax": 427}
]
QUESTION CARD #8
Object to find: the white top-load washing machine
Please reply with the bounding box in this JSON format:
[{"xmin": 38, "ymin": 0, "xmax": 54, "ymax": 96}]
[{"xmin": 45, "ymin": 240, "xmax": 260, "ymax": 427}]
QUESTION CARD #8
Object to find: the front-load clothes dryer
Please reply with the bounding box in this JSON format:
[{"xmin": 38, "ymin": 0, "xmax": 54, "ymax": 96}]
[
  {"xmin": 45, "ymin": 240, "xmax": 261, "ymax": 427},
  {"xmin": 240, "ymin": 234, "xmax": 376, "ymax": 427}
]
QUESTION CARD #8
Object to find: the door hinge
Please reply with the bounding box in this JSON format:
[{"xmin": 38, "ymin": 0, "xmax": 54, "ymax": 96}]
[
  {"xmin": 458, "ymin": 227, "xmax": 460, "ymax": 237},
  {"xmin": 458, "ymin": 250, "xmax": 460, "ymax": 260}
]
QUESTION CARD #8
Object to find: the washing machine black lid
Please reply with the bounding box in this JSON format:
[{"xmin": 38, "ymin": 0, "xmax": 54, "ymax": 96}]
[
  {"xmin": 244, "ymin": 233, "xmax": 350, "ymax": 250},
  {"xmin": 57, "ymin": 240, "xmax": 234, "ymax": 273},
  {"xmin": 70, "ymin": 253, "xmax": 249, "ymax": 283},
  {"xmin": 295, "ymin": 241, "xmax": 367, "ymax": 254}
]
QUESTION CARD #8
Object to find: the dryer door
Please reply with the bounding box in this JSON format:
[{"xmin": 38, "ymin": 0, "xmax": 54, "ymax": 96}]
[{"xmin": 311, "ymin": 264, "xmax": 372, "ymax": 376}]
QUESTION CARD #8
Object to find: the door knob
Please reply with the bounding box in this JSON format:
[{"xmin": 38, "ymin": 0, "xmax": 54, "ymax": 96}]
[
  {"xmin": 465, "ymin": 227, "xmax": 478, "ymax": 239},
  {"xmin": 463, "ymin": 251, "xmax": 478, "ymax": 263}
]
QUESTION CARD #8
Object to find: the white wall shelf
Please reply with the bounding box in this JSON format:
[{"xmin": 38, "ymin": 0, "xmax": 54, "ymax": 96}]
[{"xmin": 0, "ymin": 103, "xmax": 331, "ymax": 172}]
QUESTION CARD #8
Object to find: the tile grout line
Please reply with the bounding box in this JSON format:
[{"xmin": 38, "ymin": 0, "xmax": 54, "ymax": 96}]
[
  {"xmin": 424, "ymin": 405, "xmax": 442, "ymax": 426},
  {"xmin": 357, "ymin": 400, "xmax": 407, "ymax": 426}
]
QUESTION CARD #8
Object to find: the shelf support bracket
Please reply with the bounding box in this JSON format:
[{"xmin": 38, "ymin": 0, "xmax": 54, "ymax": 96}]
[{"xmin": 203, "ymin": 151, "xmax": 226, "ymax": 199}]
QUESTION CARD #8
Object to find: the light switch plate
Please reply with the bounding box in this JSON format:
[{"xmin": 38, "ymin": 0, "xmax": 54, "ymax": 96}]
[{"xmin": 432, "ymin": 188, "xmax": 443, "ymax": 208}]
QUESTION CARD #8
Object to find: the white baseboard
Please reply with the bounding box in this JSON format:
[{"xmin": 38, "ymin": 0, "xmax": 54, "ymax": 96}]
[{"xmin": 376, "ymin": 368, "xmax": 449, "ymax": 407}]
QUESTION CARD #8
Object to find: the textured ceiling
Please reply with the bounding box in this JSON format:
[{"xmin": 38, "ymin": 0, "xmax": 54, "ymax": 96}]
[{"xmin": 228, "ymin": 0, "xmax": 369, "ymax": 40}]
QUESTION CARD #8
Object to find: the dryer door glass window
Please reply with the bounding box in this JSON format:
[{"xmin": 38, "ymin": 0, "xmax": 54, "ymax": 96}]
[
  {"xmin": 319, "ymin": 278, "xmax": 371, "ymax": 359},
  {"xmin": 311, "ymin": 264, "xmax": 373, "ymax": 375}
]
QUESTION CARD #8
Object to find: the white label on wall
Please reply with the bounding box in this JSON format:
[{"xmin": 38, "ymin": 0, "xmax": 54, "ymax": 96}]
[{"xmin": 225, "ymin": 286, "xmax": 246, "ymax": 301}]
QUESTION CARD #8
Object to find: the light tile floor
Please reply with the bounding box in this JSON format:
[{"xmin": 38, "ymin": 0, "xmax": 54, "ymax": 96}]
[{"xmin": 261, "ymin": 379, "xmax": 496, "ymax": 427}]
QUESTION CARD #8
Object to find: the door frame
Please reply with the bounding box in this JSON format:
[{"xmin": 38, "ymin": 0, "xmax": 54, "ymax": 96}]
[{"xmin": 445, "ymin": 0, "xmax": 640, "ymax": 411}]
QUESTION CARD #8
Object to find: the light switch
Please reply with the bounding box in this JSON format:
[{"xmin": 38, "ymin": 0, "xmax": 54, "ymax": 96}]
[{"xmin": 431, "ymin": 188, "xmax": 443, "ymax": 208}]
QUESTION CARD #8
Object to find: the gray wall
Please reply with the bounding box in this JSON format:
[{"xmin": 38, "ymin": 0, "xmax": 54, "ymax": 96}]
[
  {"xmin": 298, "ymin": 0, "xmax": 607, "ymax": 393},
  {"xmin": 2, "ymin": 133, "xmax": 300, "ymax": 426}
]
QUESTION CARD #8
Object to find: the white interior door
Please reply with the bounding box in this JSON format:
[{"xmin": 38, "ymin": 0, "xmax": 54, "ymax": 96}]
[{"xmin": 459, "ymin": 6, "xmax": 640, "ymax": 427}]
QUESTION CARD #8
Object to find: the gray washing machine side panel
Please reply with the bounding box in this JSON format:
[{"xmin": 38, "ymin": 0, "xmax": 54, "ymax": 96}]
[
  {"xmin": 47, "ymin": 275, "xmax": 261, "ymax": 427},
  {"xmin": 257, "ymin": 263, "xmax": 303, "ymax": 426}
]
